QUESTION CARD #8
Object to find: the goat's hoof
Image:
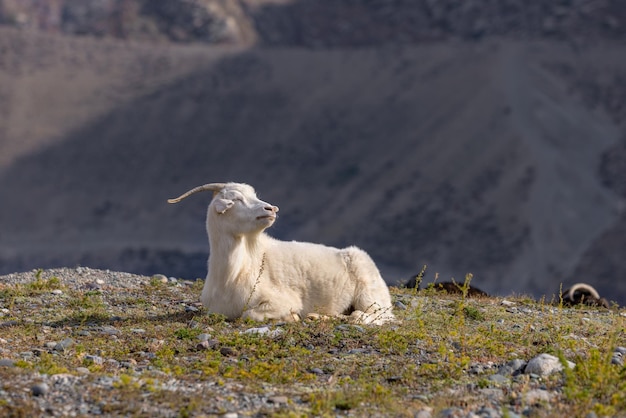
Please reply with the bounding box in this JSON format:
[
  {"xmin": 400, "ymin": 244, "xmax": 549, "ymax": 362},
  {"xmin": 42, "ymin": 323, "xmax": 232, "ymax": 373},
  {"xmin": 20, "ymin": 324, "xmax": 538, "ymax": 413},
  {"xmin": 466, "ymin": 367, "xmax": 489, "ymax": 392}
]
[
  {"xmin": 289, "ymin": 312, "xmax": 301, "ymax": 322},
  {"xmin": 306, "ymin": 313, "xmax": 331, "ymax": 321}
]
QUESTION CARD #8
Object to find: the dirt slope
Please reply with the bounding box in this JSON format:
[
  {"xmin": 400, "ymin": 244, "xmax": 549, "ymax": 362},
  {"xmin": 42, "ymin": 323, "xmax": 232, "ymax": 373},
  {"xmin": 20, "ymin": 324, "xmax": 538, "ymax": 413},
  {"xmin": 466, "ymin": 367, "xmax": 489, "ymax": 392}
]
[{"xmin": 0, "ymin": 26, "xmax": 622, "ymax": 303}]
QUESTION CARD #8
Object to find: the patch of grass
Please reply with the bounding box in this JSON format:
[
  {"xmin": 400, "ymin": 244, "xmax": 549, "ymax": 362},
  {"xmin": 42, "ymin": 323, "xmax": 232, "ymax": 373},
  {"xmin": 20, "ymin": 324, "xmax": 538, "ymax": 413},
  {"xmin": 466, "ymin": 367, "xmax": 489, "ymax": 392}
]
[
  {"xmin": 26, "ymin": 271, "xmax": 63, "ymax": 293},
  {"xmin": 1, "ymin": 269, "xmax": 625, "ymax": 417}
]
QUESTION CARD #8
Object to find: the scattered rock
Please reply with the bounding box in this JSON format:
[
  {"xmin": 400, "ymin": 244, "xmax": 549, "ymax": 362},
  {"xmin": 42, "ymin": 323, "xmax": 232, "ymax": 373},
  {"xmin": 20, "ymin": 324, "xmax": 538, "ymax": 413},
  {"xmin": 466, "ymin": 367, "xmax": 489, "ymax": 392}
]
[
  {"xmin": 497, "ymin": 359, "xmax": 527, "ymax": 376},
  {"xmin": 242, "ymin": 327, "xmax": 283, "ymax": 338},
  {"xmin": 220, "ymin": 347, "xmax": 237, "ymax": 357},
  {"xmin": 84, "ymin": 355, "xmax": 104, "ymax": 365},
  {"xmin": 611, "ymin": 351, "xmax": 623, "ymax": 366},
  {"xmin": 524, "ymin": 353, "xmax": 574, "ymax": 376},
  {"xmin": 0, "ymin": 358, "xmax": 15, "ymax": 367},
  {"xmin": 31, "ymin": 383, "xmax": 49, "ymax": 397},
  {"xmin": 54, "ymin": 338, "xmax": 75, "ymax": 352},
  {"xmin": 152, "ymin": 274, "xmax": 168, "ymax": 284},
  {"xmin": 394, "ymin": 301, "xmax": 407, "ymax": 310},
  {"xmin": 268, "ymin": 395, "xmax": 288, "ymax": 404},
  {"xmin": 98, "ymin": 326, "xmax": 120, "ymax": 336}
]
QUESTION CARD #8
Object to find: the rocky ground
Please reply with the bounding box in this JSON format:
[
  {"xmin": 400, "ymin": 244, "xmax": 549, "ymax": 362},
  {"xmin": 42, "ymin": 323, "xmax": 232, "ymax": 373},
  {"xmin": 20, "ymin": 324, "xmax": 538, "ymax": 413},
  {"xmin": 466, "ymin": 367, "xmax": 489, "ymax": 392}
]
[{"xmin": 1, "ymin": 268, "xmax": 625, "ymax": 417}]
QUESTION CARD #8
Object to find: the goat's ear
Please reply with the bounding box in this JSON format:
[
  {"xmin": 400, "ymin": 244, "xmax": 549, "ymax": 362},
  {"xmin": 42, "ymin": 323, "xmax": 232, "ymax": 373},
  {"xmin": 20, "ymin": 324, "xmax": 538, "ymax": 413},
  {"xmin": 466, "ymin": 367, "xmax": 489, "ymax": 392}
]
[{"xmin": 213, "ymin": 198, "xmax": 234, "ymax": 214}]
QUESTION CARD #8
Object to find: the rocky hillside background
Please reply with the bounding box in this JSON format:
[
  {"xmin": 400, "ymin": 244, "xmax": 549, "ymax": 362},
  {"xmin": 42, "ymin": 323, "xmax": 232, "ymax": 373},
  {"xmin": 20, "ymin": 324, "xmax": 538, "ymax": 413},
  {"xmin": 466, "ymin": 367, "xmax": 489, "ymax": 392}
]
[{"xmin": 0, "ymin": 0, "xmax": 625, "ymax": 303}]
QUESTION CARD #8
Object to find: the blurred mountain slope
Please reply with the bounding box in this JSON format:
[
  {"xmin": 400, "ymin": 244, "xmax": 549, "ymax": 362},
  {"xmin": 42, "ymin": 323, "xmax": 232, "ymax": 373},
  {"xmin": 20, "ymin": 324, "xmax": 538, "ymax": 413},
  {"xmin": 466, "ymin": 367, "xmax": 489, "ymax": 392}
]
[{"xmin": 0, "ymin": 1, "xmax": 625, "ymax": 303}]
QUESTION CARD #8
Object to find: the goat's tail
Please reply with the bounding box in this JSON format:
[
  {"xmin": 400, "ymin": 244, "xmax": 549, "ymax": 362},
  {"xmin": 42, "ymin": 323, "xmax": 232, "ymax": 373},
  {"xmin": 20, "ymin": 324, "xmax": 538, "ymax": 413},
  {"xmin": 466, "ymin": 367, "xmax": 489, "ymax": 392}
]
[{"xmin": 167, "ymin": 183, "xmax": 226, "ymax": 203}]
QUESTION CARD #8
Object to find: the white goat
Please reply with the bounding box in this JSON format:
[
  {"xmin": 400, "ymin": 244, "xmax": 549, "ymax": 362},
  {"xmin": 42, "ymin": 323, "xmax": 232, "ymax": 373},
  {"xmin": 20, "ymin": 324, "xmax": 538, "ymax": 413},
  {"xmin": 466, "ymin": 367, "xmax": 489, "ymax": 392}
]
[{"xmin": 168, "ymin": 182, "xmax": 395, "ymax": 324}]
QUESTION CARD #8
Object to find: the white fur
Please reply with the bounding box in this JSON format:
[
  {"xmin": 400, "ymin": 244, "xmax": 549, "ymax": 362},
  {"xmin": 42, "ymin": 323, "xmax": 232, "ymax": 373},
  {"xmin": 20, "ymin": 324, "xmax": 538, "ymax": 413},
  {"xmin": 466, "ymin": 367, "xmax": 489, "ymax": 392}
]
[{"xmin": 170, "ymin": 182, "xmax": 395, "ymax": 324}]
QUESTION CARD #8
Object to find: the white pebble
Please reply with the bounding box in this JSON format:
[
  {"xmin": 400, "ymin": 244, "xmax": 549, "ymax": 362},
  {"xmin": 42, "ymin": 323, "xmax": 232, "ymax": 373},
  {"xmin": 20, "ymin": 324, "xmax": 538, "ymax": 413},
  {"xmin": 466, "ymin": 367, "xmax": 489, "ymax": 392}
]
[{"xmin": 524, "ymin": 353, "xmax": 574, "ymax": 376}]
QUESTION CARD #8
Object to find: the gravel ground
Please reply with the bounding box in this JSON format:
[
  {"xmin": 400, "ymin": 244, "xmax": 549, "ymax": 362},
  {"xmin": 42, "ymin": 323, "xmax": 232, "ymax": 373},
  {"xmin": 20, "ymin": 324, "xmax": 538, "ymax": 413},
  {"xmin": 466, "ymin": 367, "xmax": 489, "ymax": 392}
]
[{"xmin": 1, "ymin": 267, "xmax": 625, "ymax": 417}]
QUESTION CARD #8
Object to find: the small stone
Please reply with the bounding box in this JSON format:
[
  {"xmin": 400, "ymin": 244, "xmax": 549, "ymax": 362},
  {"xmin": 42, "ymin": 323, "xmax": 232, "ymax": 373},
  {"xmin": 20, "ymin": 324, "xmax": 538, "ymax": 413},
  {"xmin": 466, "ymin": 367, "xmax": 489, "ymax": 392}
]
[
  {"xmin": 501, "ymin": 300, "xmax": 515, "ymax": 307},
  {"xmin": 130, "ymin": 328, "xmax": 146, "ymax": 334},
  {"xmin": 54, "ymin": 338, "xmax": 75, "ymax": 352},
  {"xmin": 222, "ymin": 413, "xmax": 238, "ymax": 418},
  {"xmin": 84, "ymin": 355, "xmax": 104, "ymax": 365},
  {"xmin": 168, "ymin": 277, "xmax": 178, "ymax": 284},
  {"xmin": 196, "ymin": 341, "xmax": 211, "ymax": 350},
  {"xmin": 31, "ymin": 383, "xmax": 49, "ymax": 397},
  {"xmin": 611, "ymin": 354, "xmax": 623, "ymax": 366},
  {"xmin": 99, "ymin": 326, "xmax": 120, "ymax": 336},
  {"xmin": 243, "ymin": 327, "xmax": 283, "ymax": 338},
  {"xmin": 268, "ymin": 395, "xmax": 288, "ymax": 404},
  {"xmin": 615, "ymin": 347, "xmax": 626, "ymax": 355},
  {"xmin": 84, "ymin": 282, "xmax": 102, "ymax": 290},
  {"xmin": 0, "ymin": 358, "xmax": 15, "ymax": 367},
  {"xmin": 51, "ymin": 289, "xmax": 63, "ymax": 295},
  {"xmin": 469, "ymin": 364, "xmax": 485, "ymax": 375},
  {"xmin": 524, "ymin": 353, "xmax": 574, "ymax": 376},
  {"xmin": 75, "ymin": 367, "xmax": 90, "ymax": 374},
  {"xmin": 498, "ymin": 359, "xmax": 527, "ymax": 376},
  {"xmin": 76, "ymin": 330, "xmax": 91, "ymax": 337},
  {"xmin": 220, "ymin": 347, "xmax": 236, "ymax": 357},
  {"xmin": 121, "ymin": 360, "xmax": 136, "ymax": 369},
  {"xmin": 244, "ymin": 326, "xmax": 271, "ymax": 335},
  {"xmin": 394, "ymin": 301, "xmax": 407, "ymax": 310},
  {"xmin": 19, "ymin": 351, "xmax": 34, "ymax": 359},
  {"xmin": 185, "ymin": 306, "xmax": 199, "ymax": 312},
  {"xmin": 197, "ymin": 333, "xmax": 211, "ymax": 342},
  {"xmin": 352, "ymin": 325, "xmax": 365, "ymax": 333},
  {"xmin": 310, "ymin": 367, "xmax": 324, "ymax": 375},
  {"xmin": 152, "ymin": 274, "xmax": 168, "ymax": 284}
]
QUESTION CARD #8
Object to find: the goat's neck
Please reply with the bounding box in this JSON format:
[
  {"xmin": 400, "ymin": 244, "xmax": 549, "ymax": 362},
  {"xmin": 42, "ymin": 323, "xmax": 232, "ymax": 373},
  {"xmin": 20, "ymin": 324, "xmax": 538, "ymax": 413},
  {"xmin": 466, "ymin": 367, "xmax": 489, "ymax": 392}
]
[{"xmin": 208, "ymin": 231, "xmax": 266, "ymax": 282}]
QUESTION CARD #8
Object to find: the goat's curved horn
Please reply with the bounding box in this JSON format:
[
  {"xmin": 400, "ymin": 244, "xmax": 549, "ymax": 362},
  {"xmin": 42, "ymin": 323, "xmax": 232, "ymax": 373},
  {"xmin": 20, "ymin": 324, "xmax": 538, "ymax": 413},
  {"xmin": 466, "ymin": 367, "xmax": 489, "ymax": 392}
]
[
  {"xmin": 567, "ymin": 283, "xmax": 601, "ymax": 301},
  {"xmin": 167, "ymin": 183, "xmax": 227, "ymax": 204}
]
